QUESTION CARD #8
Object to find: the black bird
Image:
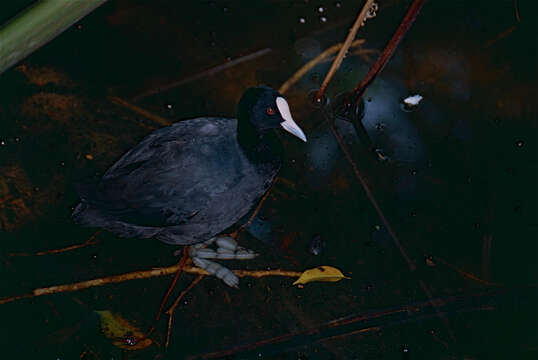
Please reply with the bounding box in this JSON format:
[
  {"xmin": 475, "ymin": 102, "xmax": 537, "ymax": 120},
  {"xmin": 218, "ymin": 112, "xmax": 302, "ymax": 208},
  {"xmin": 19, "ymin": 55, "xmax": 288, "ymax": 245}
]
[{"xmin": 73, "ymin": 86, "xmax": 306, "ymax": 286}]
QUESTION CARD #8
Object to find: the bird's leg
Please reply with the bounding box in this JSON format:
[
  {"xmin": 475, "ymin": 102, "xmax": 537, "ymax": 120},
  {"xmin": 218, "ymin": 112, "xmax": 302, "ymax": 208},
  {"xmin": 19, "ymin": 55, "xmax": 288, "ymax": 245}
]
[
  {"xmin": 188, "ymin": 236, "xmax": 258, "ymax": 288},
  {"xmin": 172, "ymin": 237, "xmax": 217, "ymax": 257}
]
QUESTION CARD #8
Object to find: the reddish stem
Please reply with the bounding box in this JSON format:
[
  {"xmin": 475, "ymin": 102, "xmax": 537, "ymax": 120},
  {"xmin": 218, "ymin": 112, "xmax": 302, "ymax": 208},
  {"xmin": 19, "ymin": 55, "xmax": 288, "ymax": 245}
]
[
  {"xmin": 156, "ymin": 245, "xmax": 190, "ymax": 321},
  {"xmin": 351, "ymin": 0, "xmax": 427, "ymax": 99},
  {"xmin": 139, "ymin": 245, "xmax": 190, "ymax": 340}
]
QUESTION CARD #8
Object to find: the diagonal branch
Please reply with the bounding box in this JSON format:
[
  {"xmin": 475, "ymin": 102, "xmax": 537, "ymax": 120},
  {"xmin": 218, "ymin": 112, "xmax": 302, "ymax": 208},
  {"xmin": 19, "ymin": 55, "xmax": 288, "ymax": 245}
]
[
  {"xmin": 313, "ymin": 0, "xmax": 376, "ymax": 102},
  {"xmin": 351, "ymin": 0, "xmax": 427, "ymax": 99}
]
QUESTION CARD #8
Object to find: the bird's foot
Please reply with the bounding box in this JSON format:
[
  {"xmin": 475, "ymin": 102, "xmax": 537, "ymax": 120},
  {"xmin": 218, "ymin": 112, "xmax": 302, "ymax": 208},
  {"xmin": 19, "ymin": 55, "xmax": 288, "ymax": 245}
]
[{"xmin": 186, "ymin": 236, "xmax": 258, "ymax": 288}]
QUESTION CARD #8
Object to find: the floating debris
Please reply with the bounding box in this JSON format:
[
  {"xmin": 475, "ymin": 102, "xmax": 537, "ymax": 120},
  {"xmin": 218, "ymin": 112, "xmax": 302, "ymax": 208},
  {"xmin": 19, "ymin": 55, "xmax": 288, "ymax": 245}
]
[
  {"xmin": 404, "ymin": 94, "xmax": 423, "ymax": 106},
  {"xmin": 293, "ymin": 266, "xmax": 350, "ymax": 286},
  {"xmin": 308, "ymin": 234, "xmax": 326, "ymax": 256},
  {"xmin": 425, "ymin": 256, "xmax": 436, "ymax": 267},
  {"xmin": 401, "ymin": 94, "xmax": 423, "ymax": 112},
  {"xmin": 375, "ymin": 148, "xmax": 390, "ymax": 162}
]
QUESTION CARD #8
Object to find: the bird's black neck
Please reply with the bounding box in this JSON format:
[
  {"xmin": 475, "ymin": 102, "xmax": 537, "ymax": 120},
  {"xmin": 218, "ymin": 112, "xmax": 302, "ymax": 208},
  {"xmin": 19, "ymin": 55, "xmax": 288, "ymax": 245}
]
[{"xmin": 237, "ymin": 117, "xmax": 282, "ymax": 165}]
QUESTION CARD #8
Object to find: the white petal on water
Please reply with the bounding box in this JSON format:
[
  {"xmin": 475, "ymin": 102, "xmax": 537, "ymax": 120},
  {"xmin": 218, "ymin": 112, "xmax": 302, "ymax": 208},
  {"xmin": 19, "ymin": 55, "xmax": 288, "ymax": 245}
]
[{"xmin": 403, "ymin": 94, "xmax": 423, "ymax": 106}]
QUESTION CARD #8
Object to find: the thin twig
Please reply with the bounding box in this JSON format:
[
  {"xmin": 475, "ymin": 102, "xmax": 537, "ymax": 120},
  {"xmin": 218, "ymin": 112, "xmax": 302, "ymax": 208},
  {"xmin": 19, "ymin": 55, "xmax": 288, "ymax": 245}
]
[
  {"xmin": 278, "ymin": 39, "xmax": 365, "ymax": 95},
  {"xmin": 9, "ymin": 231, "xmax": 101, "ymax": 257},
  {"xmin": 109, "ymin": 96, "xmax": 172, "ymax": 128},
  {"xmin": 514, "ymin": 0, "xmax": 520, "ymax": 22},
  {"xmin": 351, "ymin": 0, "xmax": 427, "ymax": 99},
  {"xmin": 165, "ymin": 275, "xmax": 204, "ymax": 348},
  {"xmin": 0, "ymin": 265, "xmax": 301, "ymax": 305},
  {"xmin": 132, "ymin": 48, "xmax": 272, "ymax": 102},
  {"xmin": 191, "ymin": 288, "xmax": 514, "ymax": 360},
  {"xmin": 484, "ymin": 25, "xmax": 518, "ymax": 49},
  {"xmin": 434, "ymin": 255, "xmax": 504, "ymax": 287},
  {"xmin": 321, "ymin": 110, "xmax": 414, "ymax": 270},
  {"xmin": 320, "ymin": 106, "xmax": 456, "ymax": 341},
  {"xmin": 314, "ymin": 0, "xmax": 375, "ymax": 102}
]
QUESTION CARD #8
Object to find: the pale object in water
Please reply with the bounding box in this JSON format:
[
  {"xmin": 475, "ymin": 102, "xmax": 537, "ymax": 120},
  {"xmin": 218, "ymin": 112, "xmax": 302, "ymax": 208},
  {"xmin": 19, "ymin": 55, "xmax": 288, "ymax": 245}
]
[{"xmin": 403, "ymin": 94, "xmax": 423, "ymax": 106}]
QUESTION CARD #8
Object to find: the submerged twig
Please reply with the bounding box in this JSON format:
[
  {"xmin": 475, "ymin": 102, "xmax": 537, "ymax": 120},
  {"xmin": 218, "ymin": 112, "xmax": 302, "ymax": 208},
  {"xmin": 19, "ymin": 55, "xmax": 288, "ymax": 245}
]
[
  {"xmin": 132, "ymin": 48, "xmax": 272, "ymax": 101},
  {"xmin": 0, "ymin": 265, "xmax": 301, "ymax": 305},
  {"xmin": 320, "ymin": 106, "xmax": 456, "ymax": 342},
  {"xmin": 484, "ymin": 25, "xmax": 518, "ymax": 49},
  {"xmin": 313, "ymin": 0, "xmax": 376, "ymax": 102},
  {"xmin": 109, "ymin": 96, "xmax": 172, "ymax": 128},
  {"xmin": 191, "ymin": 289, "xmax": 514, "ymax": 360},
  {"xmin": 165, "ymin": 275, "xmax": 204, "ymax": 348},
  {"xmin": 321, "ymin": 110, "xmax": 414, "ymax": 270},
  {"xmin": 514, "ymin": 0, "xmax": 520, "ymax": 22},
  {"xmin": 9, "ymin": 231, "xmax": 101, "ymax": 257},
  {"xmin": 435, "ymin": 255, "xmax": 504, "ymax": 287}
]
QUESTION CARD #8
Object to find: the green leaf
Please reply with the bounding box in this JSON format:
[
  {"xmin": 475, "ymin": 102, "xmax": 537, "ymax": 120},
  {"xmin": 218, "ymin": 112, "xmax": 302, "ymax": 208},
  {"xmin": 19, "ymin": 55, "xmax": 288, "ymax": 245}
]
[{"xmin": 96, "ymin": 310, "xmax": 152, "ymax": 351}]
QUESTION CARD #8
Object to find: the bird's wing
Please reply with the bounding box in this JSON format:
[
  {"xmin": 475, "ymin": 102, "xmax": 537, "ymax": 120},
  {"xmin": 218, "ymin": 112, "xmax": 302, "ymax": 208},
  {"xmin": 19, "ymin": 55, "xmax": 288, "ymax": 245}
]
[{"xmin": 83, "ymin": 117, "xmax": 244, "ymax": 226}]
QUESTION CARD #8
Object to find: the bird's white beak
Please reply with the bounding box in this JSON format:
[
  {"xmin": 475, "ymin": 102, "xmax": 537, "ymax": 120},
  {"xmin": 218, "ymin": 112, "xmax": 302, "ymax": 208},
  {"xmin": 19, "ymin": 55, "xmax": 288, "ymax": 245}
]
[{"xmin": 276, "ymin": 97, "xmax": 307, "ymax": 142}]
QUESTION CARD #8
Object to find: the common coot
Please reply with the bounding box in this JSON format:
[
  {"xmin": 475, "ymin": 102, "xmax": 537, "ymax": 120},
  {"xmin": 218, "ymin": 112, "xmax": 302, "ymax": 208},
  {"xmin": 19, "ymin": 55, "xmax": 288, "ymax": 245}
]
[{"xmin": 73, "ymin": 86, "xmax": 307, "ymax": 287}]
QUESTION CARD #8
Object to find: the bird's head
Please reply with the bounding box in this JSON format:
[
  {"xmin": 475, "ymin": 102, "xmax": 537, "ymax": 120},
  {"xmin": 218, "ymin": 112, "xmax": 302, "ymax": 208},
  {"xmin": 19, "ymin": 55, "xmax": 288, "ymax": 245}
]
[{"xmin": 237, "ymin": 86, "xmax": 307, "ymax": 142}]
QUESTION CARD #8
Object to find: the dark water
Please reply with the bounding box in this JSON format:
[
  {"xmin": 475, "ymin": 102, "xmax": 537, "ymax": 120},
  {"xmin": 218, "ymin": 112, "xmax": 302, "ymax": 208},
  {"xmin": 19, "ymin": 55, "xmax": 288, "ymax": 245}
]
[{"xmin": 0, "ymin": 0, "xmax": 536, "ymax": 359}]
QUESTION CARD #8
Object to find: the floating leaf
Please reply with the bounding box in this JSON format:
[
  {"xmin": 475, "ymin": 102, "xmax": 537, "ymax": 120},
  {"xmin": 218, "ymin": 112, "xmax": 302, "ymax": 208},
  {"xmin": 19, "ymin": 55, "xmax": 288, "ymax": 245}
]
[
  {"xmin": 96, "ymin": 310, "xmax": 152, "ymax": 351},
  {"xmin": 293, "ymin": 266, "xmax": 350, "ymax": 286}
]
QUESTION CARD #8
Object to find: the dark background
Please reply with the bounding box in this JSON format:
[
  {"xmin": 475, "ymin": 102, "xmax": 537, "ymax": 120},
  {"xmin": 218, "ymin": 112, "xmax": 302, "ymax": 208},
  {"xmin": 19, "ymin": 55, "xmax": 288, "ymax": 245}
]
[{"xmin": 0, "ymin": 0, "xmax": 536, "ymax": 359}]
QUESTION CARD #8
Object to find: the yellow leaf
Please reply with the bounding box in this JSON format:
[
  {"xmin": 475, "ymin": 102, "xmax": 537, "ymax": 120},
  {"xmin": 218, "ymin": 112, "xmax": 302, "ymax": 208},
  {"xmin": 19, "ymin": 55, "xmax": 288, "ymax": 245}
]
[
  {"xmin": 292, "ymin": 266, "xmax": 350, "ymax": 285},
  {"xmin": 96, "ymin": 310, "xmax": 152, "ymax": 351}
]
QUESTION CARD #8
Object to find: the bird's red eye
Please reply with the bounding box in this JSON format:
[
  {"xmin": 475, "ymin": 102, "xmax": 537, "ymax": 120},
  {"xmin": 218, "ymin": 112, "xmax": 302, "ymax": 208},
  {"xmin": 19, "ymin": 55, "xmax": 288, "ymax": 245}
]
[{"xmin": 266, "ymin": 107, "xmax": 275, "ymax": 115}]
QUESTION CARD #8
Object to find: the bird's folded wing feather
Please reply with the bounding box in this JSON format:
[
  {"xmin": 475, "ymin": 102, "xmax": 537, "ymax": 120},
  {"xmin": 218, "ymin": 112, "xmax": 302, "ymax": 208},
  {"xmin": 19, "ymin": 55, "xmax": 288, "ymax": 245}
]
[{"xmin": 80, "ymin": 118, "xmax": 243, "ymax": 227}]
